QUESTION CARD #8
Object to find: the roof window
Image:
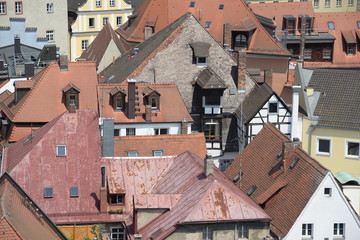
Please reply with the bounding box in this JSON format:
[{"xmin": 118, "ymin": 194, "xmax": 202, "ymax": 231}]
[
  {"xmin": 70, "ymin": 187, "xmax": 79, "ymax": 197},
  {"xmin": 219, "ymin": 4, "xmax": 224, "ymax": 9},
  {"xmin": 190, "ymin": 1, "xmax": 195, "ymax": 7},
  {"xmin": 247, "ymin": 185, "xmax": 257, "ymax": 196},
  {"xmin": 205, "ymin": 22, "xmax": 211, "ymax": 28},
  {"xmin": 56, "ymin": 145, "xmax": 66, "ymax": 157},
  {"xmin": 328, "ymin": 21, "xmax": 335, "ymax": 30},
  {"xmin": 44, "ymin": 188, "xmax": 53, "ymax": 198}
]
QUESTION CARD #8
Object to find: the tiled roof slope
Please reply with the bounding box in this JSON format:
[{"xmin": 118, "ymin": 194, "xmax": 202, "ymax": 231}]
[
  {"xmin": 234, "ymin": 83, "xmax": 274, "ymax": 123},
  {"xmin": 118, "ymin": 0, "xmax": 289, "ymax": 56},
  {"xmin": 0, "ymin": 173, "xmax": 67, "ymax": 240},
  {"xmin": 80, "ymin": 23, "xmax": 131, "ymax": 68},
  {"xmin": 0, "ymin": 61, "xmax": 98, "ymax": 123},
  {"xmin": 98, "ymin": 83, "xmax": 193, "ymax": 123},
  {"xmin": 113, "ymin": 133, "xmax": 207, "ymax": 158},
  {"xmin": 308, "ymin": 69, "xmax": 360, "ymax": 130},
  {"xmin": 139, "ymin": 151, "xmax": 270, "ymax": 239},
  {"xmin": 101, "ymin": 13, "xmax": 191, "ymax": 83},
  {"xmin": 224, "ymin": 123, "xmax": 328, "ymax": 238}
]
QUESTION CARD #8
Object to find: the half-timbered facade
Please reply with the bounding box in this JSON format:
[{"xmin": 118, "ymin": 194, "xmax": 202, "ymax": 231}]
[{"xmin": 236, "ymin": 83, "xmax": 291, "ymax": 148}]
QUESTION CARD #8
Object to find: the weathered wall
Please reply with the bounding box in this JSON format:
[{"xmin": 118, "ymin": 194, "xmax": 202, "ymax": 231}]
[{"xmin": 137, "ymin": 209, "xmax": 167, "ymax": 230}]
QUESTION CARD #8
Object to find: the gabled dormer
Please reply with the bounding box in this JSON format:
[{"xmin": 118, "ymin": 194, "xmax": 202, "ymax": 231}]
[
  {"xmin": 143, "ymin": 87, "xmax": 160, "ymax": 112},
  {"xmin": 110, "ymin": 87, "xmax": 126, "ymax": 112},
  {"xmin": 190, "ymin": 42, "xmax": 211, "ymax": 66},
  {"xmin": 298, "ymin": 15, "xmax": 313, "ymax": 34},
  {"xmin": 62, "ymin": 84, "xmax": 80, "ymax": 111},
  {"xmin": 283, "ymin": 15, "xmax": 296, "ymax": 35}
]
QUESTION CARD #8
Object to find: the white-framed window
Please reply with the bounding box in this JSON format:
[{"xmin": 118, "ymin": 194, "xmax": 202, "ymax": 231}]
[
  {"xmin": 196, "ymin": 56, "xmax": 208, "ymax": 66},
  {"xmin": 348, "ymin": 0, "xmax": 354, "ymax": 5},
  {"xmin": 347, "ymin": 44, "xmax": 356, "ymax": 56},
  {"xmin": 304, "ymin": 49, "xmax": 312, "ymax": 60},
  {"xmin": 316, "ymin": 138, "xmax": 332, "ymax": 156},
  {"xmin": 81, "ymin": 40, "xmax": 88, "ymax": 50},
  {"xmin": 109, "ymin": 0, "xmax": 115, "ymax": 7},
  {"xmin": 0, "ymin": 2, "xmax": 6, "ymax": 14},
  {"xmin": 15, "ymin": 1, "xmax": 22, "ymax": 14},
  {"xmin": 336, "ymin": 0, "xmax": 342, "ymax": 6},
  {"xmin": 154, "ymin": 128, "xmax": 168, "ymax": 135},
  {"xmin": 127, "ymin": 151, "xmax": 138, "ymax": 157},
  {"xmin": 324, "ymin": 187, "xmax": 332, "ymax": 197},
  {"xmin": 46, "ymin": 3, "xmax": 53, "ymax": 13},
  {"xmin": 302, "ymin": 223, "xmax": 313, "ymax": 238},
  {"xmin": 314, "ymin": 0, "xmax": 319, "ymax": 7},
  {"xmin": 323, "ymin": 48, "xmax": 331, "ymax": 59},
  {"xmin": 56, "ymin": 145, "xmax": 66, "ymax": 156},
  {"xmin": 153, "ymin": 150, "xmax": 163, "ymax": 157},
  {"xmin": 103, "ymin": 17, "xmax": 109, "ymax": 25},
  {"xmin": 111, "ymin": 227, "xmax": 125, "ymax": 240},
  {"xmin": 325, "ymin": 0, "xmax": 331, "ymax": 7},
  {"xmin": 96, "ymin": 0, "xmax": 102, "ymax": 7},
  {"xmin": 345, "ymin": 140, "xmax": 360, "ymax": 158},
  {"xmin": 334, "ymin": 223, "xmax": 345, "ymax": 238},
  {"xmin": 89, "ymin": 18, "xmax": 95, "ymax": 28},
  {"xmin": 126, "ymin": 128, "xmax": 135, "ymax": 136},
  {"xmin": 116, "ymin": 16, "xmax": 122, "ymax": 26},
  {"xmin": 46, "ymin": 30, "xmax": 54, "ymax": 41},
  {"xmin": 268, "ymin": 102, "xmax": 278, "ymax": 114}
]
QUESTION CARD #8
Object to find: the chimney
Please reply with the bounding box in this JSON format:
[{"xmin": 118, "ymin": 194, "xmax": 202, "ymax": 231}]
[
  {"xmin": 25, "ymin": 62, "xmax": 35, "ymax": 79},
  {"xmin": 204, "ymin": 156, "xmax": 214, "ymax": 177},
  {"xmin": 291, "ymin": 85, "xmax": 301, "ymax": 140},
  {"xmin": 282, "ymin": 139, "xmax": 302, "ymax": 164},
  {"xmin": 127, "ymin": 79, "xmax": 136, "ymax": 119},
  {"xmin": 59, "ymin": 55, "xmax": 68, "ymax": 71},
  {"xmin": 102, "ymin": 118, "xmax": 114, "ymax": 157},
  {"xmin": 181, "ymin": 117, "xmax": 188, "ymax": 134},
  {"xmin": 144, "ymin": 26, "xmax": 153, "ymax": 40},
  {"xmin": 145, "ymin": 105, "xmax": 152, "ymax": 123},
  {"xmin": 100, "ymin": 166, "xmax": 108, "ymax": 213},
  {"xmin": 14, "ymin": 36, "xmax": 21, "ymax": 56},
  {"xmin": 264, "ymin": 69, "xmax": 273, "ymax": 87},
  {"xmin": 237, "ymin": 49, "xmax": 247, "ymax": 90},
  {"xmin": 223, "ymin": 24, "xmax": 232, "ymax": 47}
]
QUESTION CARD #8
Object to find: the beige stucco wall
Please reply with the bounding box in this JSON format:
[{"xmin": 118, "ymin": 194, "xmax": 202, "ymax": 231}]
[
  {"xmin": 97, "ymin": 39, "xmax": 122, "ymax": 73},
  {"xmin": 137, "ymin": 209, "xmax": 167, "ymax": 230}
]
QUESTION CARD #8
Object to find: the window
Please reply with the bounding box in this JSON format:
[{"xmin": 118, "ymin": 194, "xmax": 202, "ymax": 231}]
[
  {"xmin": 204, "ymin": 119, "xmax": 221, "ymax": 141},
  {"xmin": 116, "ymin": 16, "xmax": 122, "ymax": 26},
  {"xmin": 114, "ymin": 129, "xmax": 120, "ymax": 136},
  {"xmin": 56, "ymin": 145, "xmax": 66, "ymax": 156},
  {"xmin": 336, "ymin": 0, "xmax": 342, "ymax": 6},
  {"xmin": 220, "ymin": 159, "xmax": 233, "ymax": 171},
  {"xmin": 109, "ymin": 0, "xmax": 115, "ymax": 7},
  {"xmin": 44, "ymin": 188, "xmax": 53, "ymax": 198},
  {"xmin": 323, "ymin": 48, "xmax": 331, "ymax": 59},
  {"xmin": 70, "ymin": 187, "xmax": 79, "ymax": 197},
  {"xmin": 96, "ymin": 0, "xmax": 102, "ymax": 7},
  {"xmin": 89, "ymin": 18, "xmax": 95, "ymax": 28},
  {"xmin": 205, "ymin": 22, "xmax": 211, "ymax": 28},
  {"xmin": 302, "ymin": 224, "xmax": 313, "ymax": 238},
  {"xmin": 154, "ymin": 128, "xmax": 168, "ymax": 135},
  {"xmin": 357, "ymin": 21, "xmax": 360, "ymax": 29},
  {"xmin": 324, "ymin": 187, "xmax": 332, "ymax": 196},
  {"xmin": 190, "ymin": 1, "xmax": 195, "ymax": 7},
  {"xmin": 317, "ymin": 138, "xmax": 331, "ymax": 155},
  {"xmin": 346, "ymin": 141, "xmax": 359, "ymax": 158},
  {"xmin": 110, "ymin": 194, "xmax": 124, "ymax": 204},
  {"xmin": 288, "ymin": 0, "xmax": 294, "ymax": 2},
  {"xmin": 127, "ymin": 151, "xmax": 138, "ymax": 157},
  {"xmin": 196, "ymin": 57, "xmax": 208, "ymax": 66},
  {"xmin": 347, "ymin": 44, "xmax": 356, "ymax": 56},
  {"xmin": 314, "ymin": 0, "xmax": 319, "ymax": 7},
  {"xmin": 286, "ymin": 19, "xmax": 296, "ymax": 34},
  {"xmin": 113, "ymin": 94, "xmax": 125, "ymax": 111},
  {"xmin": 145, "ymin": 94, "xmax": 160, "ymax": 111},
  {"xmin": 334, "ymin": 223, "xmax": 345, "ymax": 237},
  {"xmin": 126, "ymin": 128, "xmax": 135, "ymax": 136},
  {"xmin": 202, "ymin": 226, "xmax": 213, "ymax": 240},
  {"xmin": 325, "ymin": 0, "xmax": 330, "ymax": 7},
  {"xmin": 268, "ymin": 102, "xmax": 278, "ymax": 113},
  {"xmin": 219, "ymin": 4, "xmax": 224, "ymax": 9},
  {"xmin": 69, "ymin": 94, "xmax": 78, "ymax": 107},
  {"xmin": 81, "ymin": 40, "xmax": 88, "ymax": 50},
  {"xmin": 103, "ymin": 17, "xmax": 109, "ymax": 26},
  {"xmin": 304, "ymin": 48, "xmax": 312, "ymax": 59},
  {"xmin": 46, "ymin": 30, "xmax": 54, "ymax": 41},
  {"xmin": 348, "ymin": 0, "xmax": 354, "ymax": 5},
  {"xmin": 15, "ymin": 1, "xmax": 22, "ymax": 14},
  {"xmin": 328, "ymin": 21, "xmax": 335, "ymax": 30},
  {"xmin": 205, "ymin": 92, "xmax": 221, "ymax": 105},
  {"xmin": 111, "ymin": 227, "xmax": 125, "ymax": 240},
  {"xmin": 0, "ymin": 2, "xmax": 6, "ymax": 14},
  {"xmin": 153, "ymin": 150, "xmax": 163, "ymax": 157},
  {"xmin": 238, "ymin": 224, "xmax": 248, "ymax": 238},
  {"xmin": 234, "ymin": 33, "xmax": 247, "ymax": 48},
  {"xmin": 47, "ymin": 3, "xmax": 53, "ymax": 13}
]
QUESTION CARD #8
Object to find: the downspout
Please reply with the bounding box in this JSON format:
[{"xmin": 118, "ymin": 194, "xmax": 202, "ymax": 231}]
[{"xmin": 308, "ymin": 124, "xmax": 316, "ymax": 156}]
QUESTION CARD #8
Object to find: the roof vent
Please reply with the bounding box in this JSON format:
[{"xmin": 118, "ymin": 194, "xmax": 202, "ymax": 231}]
[
  {"xmin": 233, "ymin": 172, "xmax": 242, "ymax": 182},
  {"xmin": 247, "ymin": 185, "xmax": 257, "ymax": 196},
  {"xmin": 290, "ymin": 157, "xmax": 300, "ymax": 169}
]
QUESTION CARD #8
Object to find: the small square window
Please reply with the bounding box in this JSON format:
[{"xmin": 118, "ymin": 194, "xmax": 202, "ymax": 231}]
[
  {"xmin": 324, "ymin": 187, "xmax": 332, "ymax": 196},
  {"xmin": 96, "ymin": 0, "xmax": 102, "ymax": 7},
  {"xmin": 109, "ymin": 0, "xmax": 115, "ymax": 7},
  {"xmin": 219, "ymin": 4, "xmax": 224, "ymax": 9},
  {"xmin": 268, "ymin": 102, "xmax": 278, "ymax": 114},
  {"xmin": 205, "ymin": 22, "xmax": 211, "ymax": 28},
  {"xmin": 110, "ymin": 194, "xmax": 124, "ymax": 204},
  {"xmin": 56, "ymin": 145, "xmax": 66, "ymax": 156},
  {"xmin": 126, "ymin": 128, "xmax": 135, "ymax": 136},
  {"xmin": 336, "ymin": 0, "xmax": 342, "ymax": 6},
  {"xmin": 103, "ymin": 17, "xmax": 109, "ymax": 26},
  {"xmin": 196, "ymin": 56, "xmax": 207, "ymax": 66},
  {"xmin": 328, "ymin": 21, "xmax": 335, "ymax": 30},
  {"xmin": 317, "ymin": 138, "xmax": 331, "ymax": 155},
  {"xmin": 153, "ymin": 150, "xmax": 163, "ymax": 157},
  {"xmin": 127, "ymin": 151, "xmax": 138, "ymax": 157},
  {"xmin": 114, "ymin": 129, "xmax": 120, "ymax": 136},
  {"xmin": 44, "ymin": 188, "xmax": 53, "ymax": 198},
  {"xmin": 190, "ymin": 1, "xmax": 195, "ymax": 7},
  {"xmin": 346, "ymin": 141, "xmax": 359, "ymax": 158},
  {"xmin": 70, "ymin": 187, "xmax": 79, "ymax": 197}
]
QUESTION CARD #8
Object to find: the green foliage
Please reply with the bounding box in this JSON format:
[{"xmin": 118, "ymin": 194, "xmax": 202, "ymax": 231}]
[{"xmin": 90, "ymin": 224, "xmax": 105, "ymax": 240}]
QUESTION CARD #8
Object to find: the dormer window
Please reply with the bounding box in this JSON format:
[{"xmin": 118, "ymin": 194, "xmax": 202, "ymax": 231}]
[
  {"xmin": 62, "ymin": 84, "xmax": 80, "ymax": 111},
  {"xmin": 143, "ymin": 87, "xmax": 161, "ymax": 112},
  {"xmin": 283, "ymin": 16, "xmax": 296, "ymax": 34},
  {"xmin": 234, "ymin": 33, "xmax": 248, "ymax": 48},
  {"xmin": 190, "ymin": 42, "xmax": 210, "ymax": 67},
  {"xmin": 342, "ymin": 30, "xmax": 357, "ymax": 56},
  {"xmin": 110, "ymin": 87, "xmax": 126, "ymax": 112},
  {"xmin": 298, "ymin": 15, "xmax": 313, "ymax": 34}
]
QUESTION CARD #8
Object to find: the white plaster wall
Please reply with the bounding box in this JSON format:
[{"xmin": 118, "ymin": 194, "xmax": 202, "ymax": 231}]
[
  {"xmin": 97, "ymin": 39, "xmax": 122, "ymax": 73},
  {"xmin": 342, "ymin": 186, "xmax": 360, "ymax": 216},
  {"xmin": 284, "ymin": 173, "xmax": 360, "ymax": 240},
  {"xmin": 114, "ymin": 123, "xmax": 181, "ymax": 136}
]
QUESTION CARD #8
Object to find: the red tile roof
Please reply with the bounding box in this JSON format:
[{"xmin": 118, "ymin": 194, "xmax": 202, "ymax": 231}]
[
  {"xmin": 118, "ymin": 0, "xmax": 289, "ymax": 56},
  {"xmin": 0, "ymin": 218, "xmax": 23, "ymax": 240},
  {"xmin": 113, "ymin": 133, "xmax": 207, "ymax": 159},
  {"xmin": 224, "ymin": 123, "xmax": 328, "ymax": 238},
  {"xmin": 98, "ymin": 82, "xmax": 193, "ymax": 123}
]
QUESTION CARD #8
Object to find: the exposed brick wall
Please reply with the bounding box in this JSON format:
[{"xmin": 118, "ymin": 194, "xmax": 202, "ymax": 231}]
[{"xmin": 288, "ymin": 43, "xmax": 333, "ymax": 62}]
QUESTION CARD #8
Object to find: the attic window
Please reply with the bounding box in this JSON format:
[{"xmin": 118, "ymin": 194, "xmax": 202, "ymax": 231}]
[
  {"xmin": 110, "ymin": 194, "xmax": 124, "ymax": 204},
  {"xmin": 247, "ymin": 185, "xmax": 257, "ymax": 196},
  {"xmin": 324, "ymin": 187, "xmax": 332, "ymax": 196},
  {"xmin": 268, "ymin": 102, "xmax": 278, "ymax": 114},
  {"xmin": 56, "ymin": 145, "xmax": 66, "ymax": 157},
  {"xmin": 219, "ymin": 4, "xmax": 224, "ymax": 9},
  {"xmin": 190, "ymin": 1, "xmax": 195, "ymax": 7},
  {"xmin": 63, "ymin": 85, "xmax": 80, "ymax": 111},
  {"xmin": 205, "ymin": 22, "xmax": 211, "ymax": 28},
  {"xmin": 190, "ymin": 42, "xmax": 210, "ymax": 67},
  {"xmin": 144, "ymin": 92, "xmax": 160, "ymax": 111},
  {"xmin": 70, "ymin": 187, "xmax": 79, "ymax": 197},
  {"xmin": 44, "ymin": 188, "xmax": 53, "ymax": 198},
  {"xmin": 328, "ymin": 21, "xmax": 335, "ymax": 30},
  {"xmin": 234, "ymin": 33, "xmax": 248, "ymax": 48}
]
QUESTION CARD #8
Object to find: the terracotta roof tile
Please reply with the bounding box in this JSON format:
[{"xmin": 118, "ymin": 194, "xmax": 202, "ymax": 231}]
[
  {"xmin": 224, "ymin": 123, "xmax": 328, "ymax": 238},
  {"xmin": 113, "ymin": 133, "xmax": 207, "ymax": 159},
  {"xmin": 14, "ymin": 80, "xmax": 35, "ymax": 89},
  {"xmin": 0, "ymin": 218, "xmax": 23, "ymax": 240}
]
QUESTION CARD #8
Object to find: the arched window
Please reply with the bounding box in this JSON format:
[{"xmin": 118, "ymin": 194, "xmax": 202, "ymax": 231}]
[{"xmin": 234, "ymin": 34, "xmax": 247, "ymax": 48}]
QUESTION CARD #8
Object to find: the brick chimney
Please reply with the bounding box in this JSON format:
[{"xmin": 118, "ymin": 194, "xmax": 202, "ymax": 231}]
[
  {"xmin": 237, "ymin": 49, "xmax": 247, "ymax": 90},
  {"xmin": 181, "ymin": 117, "xmax": 188, "ymax": 134},
  {"xmin": 282, "ymin": 139, "xmax": 302, "ymax": 169},
  {"xmin": 14, "ymin": 36, "xmax": 21, "ymax": 56},
  {"xmin": 59, "ymin": 55, "xmax": 68, "ymax": 71},
  {"xmin": 145, "ymin": 105, "xmax": 152, "ymax": 123},
  {"xmin": 127, "ymin": 79, "xmax": 136, "ymax": 119},
  {"xmin": 223, "ymin": 24, "xmax": 232, "ymax": 47},
  {"xmin": 204, "ymin": 156, "xmax": 214, "ymax": 177},
  {"xmin": 144, "ymin": 26, "xmax": 153, "ymax": 40},
  {"xmin": 100, "ymin": 166, "xmax": 108, "ymax": 213}
]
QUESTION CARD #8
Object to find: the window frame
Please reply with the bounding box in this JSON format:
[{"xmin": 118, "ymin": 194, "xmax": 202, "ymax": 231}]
[
  {"xmin": 56, "ymin": 145, "xmax": 67, "ymax": 157},
  {"xmin": 110, "ymin": 194, "xmax": 125, "ymax": 204},
  {"xmin": 219, "ymin": 4, "xmax": 224, "ymax": 9},
  {"xmin": 116, "ymin": 16, "xmax": 122, "ymax": 26},
  {"xmin": 154, "ymin": 128, "xmax": 168, "ymax": 135},
  {"xmin": 324, "ymin": 187, "xmax": 332, "ymax": 197},
  {"xmin": 304, "ymin": 48, "xmax": 312, "ymax": 60},
  {"xmin": 103, "ymin": 17, "xmax": 109, "ymax": 26},
  {"xmin": 46, "ymin": 3, "xmax": 53, "ymax": 13},
  {"xmin": 70, "ymin": 187, "xmax": 79, "ymax": 197},
  {"xmin": 268, "ymin": 101, "xmax": 278, "ymax": 114},
  {"xmin": 347, "ymin": 44, "xmax": 356, "ymax": 56},
  {"xmin": 15, "ymin": 1, "xmax": 22, "ymax": 14},
  {"xmin": 205, "ymin": 22, "xmax": 211, "ymax": 28},
  {"xmin": 126, "ymin": 128, "xmax": 135, "ymax": 136},
  {"xmin": 196, "ymin": 56, "xmax": 208, "ymax": 66},
  {"xmin": 323, "ymin": 48, "xmax": 331, "ymax": 59},
  {"xmin": 153, "ymin": 150, "xmax": 163, "ymax": 157},
  {"xmin": 301, "ymin": 223, "xmax": 313, "ymax": 238},
  {"xmin": 348, "ymin": 0, "xmax": 354, "ymax": 5},
  {"xmin": 325, "ymin": 0, "xmax": 331, "ymax": 7},
  {"xmin": 313, "ymin": 0, "xmax": 319, "ymax": 7},
  {"xmin": 345, "ymin": 140, "xmax": 360, "ymax": 159},
  {"xmin": 203, "ymin": 119, "xmax": 221, "ymax": 141},
  {"xmin": 316, "ymin": 137, "xmax": 332, "ymax": 156},
  {"xmin": 81, "ymin": 40, "xmax": 88, "ymax": 50},
  {"xmin": 89, "ymin": 18, "xmax": 95, "ymax": 28},
  {"xmin": 109, "ymin": 0, "xmax": 115, "ymax": 7},
  {"xmin": 110, "ymin": 227, "xmax": 125, "ymax": 240},
  {"xmin": 0, "ymin": 2, "xmax": 7, "ymax": 14},
  {"xmin": 333, "ymin": 223, "xmax": 345, "ymax": 238},
  {"xmin": 234, "ymin": 33, "xmax": 248, "ymax": 48},
  {"xmin": 44, "ymin": 187, "xmax": 53, "ymax": 198},
  {"xmin": 190, "ymin": 1, "xmax": 195, "ymax": 7},
  {"xmin": 127, "ymin": 151, "xmax": 138, "ymax": 157},
  {"xmin": 336, "ymin": 0, "xmax": 342, "ymax": 6},
  {"xmin": 96, "ymin": 0, "xmax": 102, "ymax": 8},
  {"xmin": 46, "ymin": 30, "xmax": 54, "ymax": 41}
]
